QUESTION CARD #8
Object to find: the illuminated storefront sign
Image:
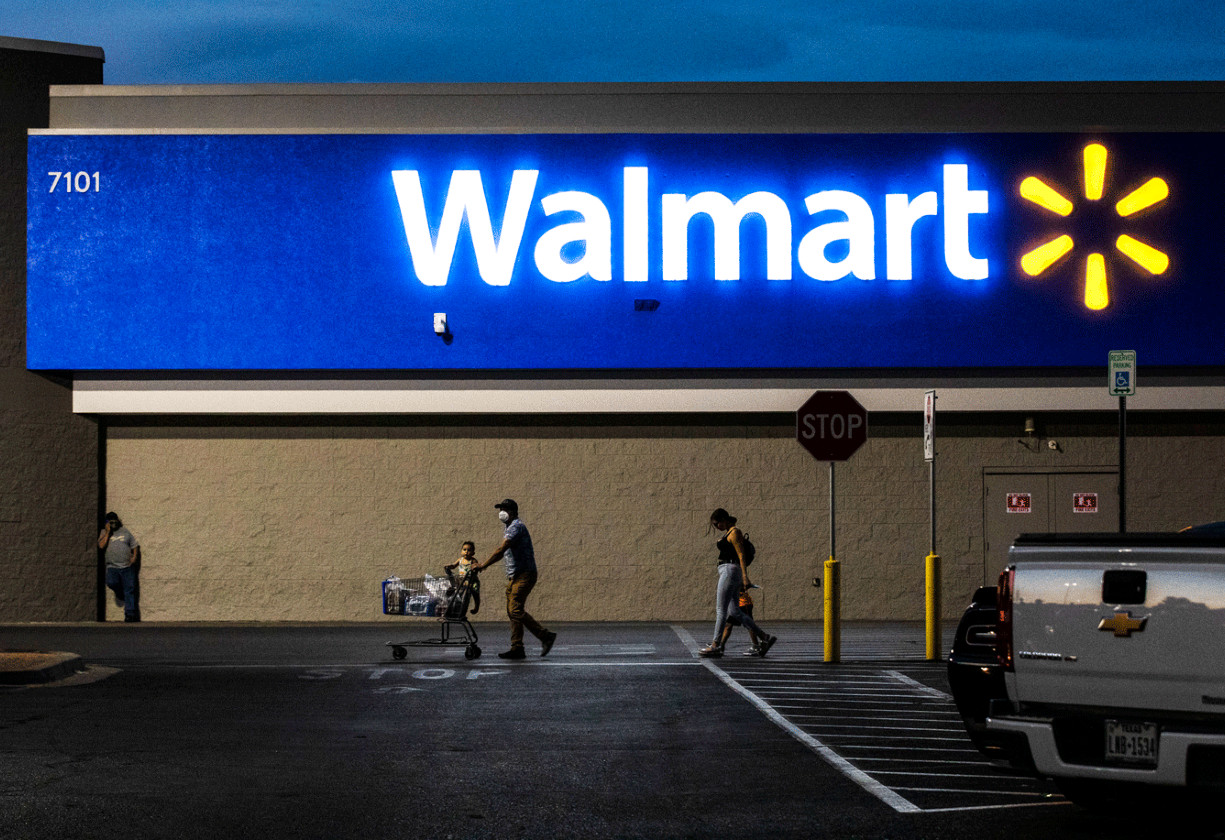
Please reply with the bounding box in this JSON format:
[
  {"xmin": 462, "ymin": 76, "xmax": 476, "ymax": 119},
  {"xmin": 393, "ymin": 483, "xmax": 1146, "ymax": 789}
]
[
  {"xmin": 388, "ymin": 163, "xmax": 989, "ymax": 286},
  {"xmin": 26, "ymin": 132, "xmax": 1225, "ymax": 371}
]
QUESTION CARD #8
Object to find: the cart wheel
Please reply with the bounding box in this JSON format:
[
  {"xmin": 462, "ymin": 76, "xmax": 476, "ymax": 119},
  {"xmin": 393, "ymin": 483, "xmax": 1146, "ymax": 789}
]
[
  {"xmin": 391, "ymin": 646, "xmax": 407, "ymax": 660},
  {"xmin": 465, "ymin": 644, "xmax": 481, "ymax": 660}
]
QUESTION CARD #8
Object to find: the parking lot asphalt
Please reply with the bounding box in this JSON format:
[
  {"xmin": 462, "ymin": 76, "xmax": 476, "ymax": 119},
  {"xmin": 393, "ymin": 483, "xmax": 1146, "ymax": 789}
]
[
  {"xmin": 1, "ymin": 621, "xmax": 1133, "ymax": 840},
  {"xmin": 0, "ymin": 622, "xmax": 1092, "ymax": 837},
  {"xmin": 1, "ymin": 619, "xmax": 943, "ymax": 681}
]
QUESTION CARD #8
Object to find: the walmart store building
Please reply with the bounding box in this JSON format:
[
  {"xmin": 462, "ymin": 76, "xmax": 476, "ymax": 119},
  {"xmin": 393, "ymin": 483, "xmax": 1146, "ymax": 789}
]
[{"xmin": 5, "ymin": 36, "xmax": 1225, "ymax": 623}]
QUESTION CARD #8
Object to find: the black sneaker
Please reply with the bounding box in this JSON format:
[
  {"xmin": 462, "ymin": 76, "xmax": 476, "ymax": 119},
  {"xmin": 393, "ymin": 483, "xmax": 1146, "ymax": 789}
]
[
  {"xmin": 757, "ymin": 635, "xmax": 777, "ymax": 657},
  {"xmin": 497, "ymin": 648, "xmax": 526, "ymax": 660},
  {"xmin": 540, "ymin": 631, "xmax": 557, "ymax": 657}
]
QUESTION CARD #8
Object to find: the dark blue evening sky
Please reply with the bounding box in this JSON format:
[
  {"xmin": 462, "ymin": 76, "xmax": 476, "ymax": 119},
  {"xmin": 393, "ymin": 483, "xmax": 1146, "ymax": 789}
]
[{"xmin": 7, "ymin": 0, "xmax": 1224, "ymax": 85}]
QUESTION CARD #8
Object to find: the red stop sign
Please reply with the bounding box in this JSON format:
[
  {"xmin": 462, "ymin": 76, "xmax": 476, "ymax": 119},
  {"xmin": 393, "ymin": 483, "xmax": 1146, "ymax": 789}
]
[{"xmin": 796, "ymin": 390, "xmax": 868, "ymax": 461}]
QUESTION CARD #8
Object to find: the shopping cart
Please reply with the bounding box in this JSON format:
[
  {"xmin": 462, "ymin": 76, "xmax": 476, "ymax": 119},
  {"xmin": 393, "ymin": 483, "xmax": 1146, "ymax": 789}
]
[{"xmin": 383, "ymin": 569, "xmax": 481, "ymax": 660}]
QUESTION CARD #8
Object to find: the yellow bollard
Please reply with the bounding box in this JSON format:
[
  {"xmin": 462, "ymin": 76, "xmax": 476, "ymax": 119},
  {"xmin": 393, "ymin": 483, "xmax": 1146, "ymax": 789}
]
[
  {"xmin": 824, "ymin": 556, "xmax": 841, "ymax": 663},
  {"xmin": 925, "ymin": 552, "xmax": 941, "ymax": 661}
]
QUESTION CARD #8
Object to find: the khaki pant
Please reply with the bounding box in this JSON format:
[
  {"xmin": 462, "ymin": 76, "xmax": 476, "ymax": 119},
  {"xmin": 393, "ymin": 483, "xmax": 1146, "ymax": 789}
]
[{"xmin": 506, "ymin": 570, "xmax": 547, "ymax": 649}]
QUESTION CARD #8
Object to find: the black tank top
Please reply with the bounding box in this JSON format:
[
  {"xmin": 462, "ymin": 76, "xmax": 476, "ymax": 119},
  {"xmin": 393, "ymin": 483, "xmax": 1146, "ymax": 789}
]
[{"xmin": 716, "ymin": 531, "xmax": 739, "ymax": 565}]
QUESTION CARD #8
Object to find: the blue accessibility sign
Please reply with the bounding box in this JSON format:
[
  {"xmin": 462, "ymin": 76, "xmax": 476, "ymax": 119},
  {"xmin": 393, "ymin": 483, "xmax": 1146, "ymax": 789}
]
[{"xmin": 1109, "ymin": 350, "xmax": 1137, "ymax": 396}]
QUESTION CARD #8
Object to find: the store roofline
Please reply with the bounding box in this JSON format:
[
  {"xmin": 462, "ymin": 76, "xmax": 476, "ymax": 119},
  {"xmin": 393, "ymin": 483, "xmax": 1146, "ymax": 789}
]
[
  {"xmin": 0, "ymin": 35, "xmax": 104, "ymax": 62},
  {"xmin": 46, "ymin": 80, "xmax": 1225, "ymax": 98}
]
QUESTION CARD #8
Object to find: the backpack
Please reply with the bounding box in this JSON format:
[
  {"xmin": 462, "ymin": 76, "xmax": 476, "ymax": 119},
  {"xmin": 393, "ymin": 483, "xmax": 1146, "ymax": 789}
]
[{"xmin": 740, "ymin": 531, "xmax": 756, "ymax": 566}]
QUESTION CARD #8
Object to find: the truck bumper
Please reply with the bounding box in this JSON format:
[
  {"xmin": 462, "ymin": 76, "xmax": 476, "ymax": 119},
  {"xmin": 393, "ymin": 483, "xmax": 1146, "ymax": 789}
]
[{"xmin": 987, "ymin": 716, "xmax": 1225, "ymax": 785}]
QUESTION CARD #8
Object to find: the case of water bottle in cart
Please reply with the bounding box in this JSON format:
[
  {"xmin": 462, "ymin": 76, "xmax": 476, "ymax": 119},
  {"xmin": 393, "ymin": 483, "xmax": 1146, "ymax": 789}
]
[{"xmin": 382, "ymin": 571, "xmax": 481, "ymax": 660}]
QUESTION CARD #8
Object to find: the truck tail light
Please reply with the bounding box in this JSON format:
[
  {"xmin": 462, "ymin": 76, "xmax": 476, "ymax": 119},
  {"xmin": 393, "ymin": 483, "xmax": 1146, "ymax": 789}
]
[{"xmin": 997, "ymin": 565, "xmax": 1015, "ymax": 671}]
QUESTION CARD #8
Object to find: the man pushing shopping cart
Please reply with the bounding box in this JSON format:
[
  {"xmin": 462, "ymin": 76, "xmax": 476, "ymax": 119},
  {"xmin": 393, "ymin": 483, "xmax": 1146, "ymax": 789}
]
[{"xmin": 471, "ymin": 499, "xmax": 557, "ymax": 660}]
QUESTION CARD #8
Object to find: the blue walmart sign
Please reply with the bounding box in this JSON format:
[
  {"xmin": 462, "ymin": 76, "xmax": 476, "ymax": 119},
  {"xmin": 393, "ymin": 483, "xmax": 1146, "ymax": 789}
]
[{"xmin": 26, "ymin": 132, "xmax": 1225, "ymax": 370}]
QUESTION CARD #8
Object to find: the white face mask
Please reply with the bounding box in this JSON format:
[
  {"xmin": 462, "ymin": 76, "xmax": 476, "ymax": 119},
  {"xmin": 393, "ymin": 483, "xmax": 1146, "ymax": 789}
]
[{"xmin": 498, "ymin": 510, "xmax": 511, "ymax": 523}]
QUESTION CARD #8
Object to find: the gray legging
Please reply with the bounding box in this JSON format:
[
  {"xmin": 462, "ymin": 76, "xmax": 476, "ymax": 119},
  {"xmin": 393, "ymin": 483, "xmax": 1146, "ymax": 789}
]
[{"xmin": 712, "ymin": 562, "xmax": 764, "ymax": 644}]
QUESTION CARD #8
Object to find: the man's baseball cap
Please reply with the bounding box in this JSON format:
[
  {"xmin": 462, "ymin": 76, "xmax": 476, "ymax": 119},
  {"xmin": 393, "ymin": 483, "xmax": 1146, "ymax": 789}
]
[{"xmin": 494, "ymin": 498, "xmax": 519, "ymax": 512}]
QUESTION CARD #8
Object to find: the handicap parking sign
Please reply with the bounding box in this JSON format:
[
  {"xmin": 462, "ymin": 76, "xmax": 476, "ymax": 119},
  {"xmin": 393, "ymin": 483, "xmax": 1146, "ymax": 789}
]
[{"xmin": 1109, "ymin": 350, "xmax": 1136, "ymax": 396}]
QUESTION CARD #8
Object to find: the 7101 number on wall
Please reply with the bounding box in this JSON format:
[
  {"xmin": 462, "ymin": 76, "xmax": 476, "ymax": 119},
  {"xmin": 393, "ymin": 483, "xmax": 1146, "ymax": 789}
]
[{"xmin": 47, "ymin": 171, "xmax": 100, "ymax": 193}]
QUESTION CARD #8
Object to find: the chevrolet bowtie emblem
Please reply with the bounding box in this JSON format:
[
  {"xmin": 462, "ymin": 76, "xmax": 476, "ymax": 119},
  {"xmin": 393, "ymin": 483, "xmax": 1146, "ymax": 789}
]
[{"xmin": 1098, "ymin": 611, "xmax": 1149, "ymax": 637}]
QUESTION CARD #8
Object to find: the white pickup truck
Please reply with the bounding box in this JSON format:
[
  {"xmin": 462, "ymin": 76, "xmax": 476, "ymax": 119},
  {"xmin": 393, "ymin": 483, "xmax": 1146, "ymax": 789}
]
[{"xmin": 951, "ymin": 525, "xmax": 1225, "ymax": 809}]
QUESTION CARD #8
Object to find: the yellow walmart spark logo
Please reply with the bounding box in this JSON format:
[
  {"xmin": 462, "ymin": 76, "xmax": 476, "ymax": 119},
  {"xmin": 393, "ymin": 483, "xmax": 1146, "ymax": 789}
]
[{"xmin": 1019, "ymin": 143, "xmax": 1169, "ymax": 310}]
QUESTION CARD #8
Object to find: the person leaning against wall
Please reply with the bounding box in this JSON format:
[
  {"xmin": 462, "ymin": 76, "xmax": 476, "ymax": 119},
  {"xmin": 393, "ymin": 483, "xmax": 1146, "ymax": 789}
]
[
  {"xmin": 473, "ymin": 499, "xmax": 557, "ymax": 660},
  {"xmin": 99, "ymin": 512, "xmax": 141, "ymax": 622}
]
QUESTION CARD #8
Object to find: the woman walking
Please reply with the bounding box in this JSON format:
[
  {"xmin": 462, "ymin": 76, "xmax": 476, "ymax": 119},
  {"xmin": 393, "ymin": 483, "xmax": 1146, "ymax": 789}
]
[{"xmin": 699, "ymin": 508, "xmax": 777, "ymax": 658}]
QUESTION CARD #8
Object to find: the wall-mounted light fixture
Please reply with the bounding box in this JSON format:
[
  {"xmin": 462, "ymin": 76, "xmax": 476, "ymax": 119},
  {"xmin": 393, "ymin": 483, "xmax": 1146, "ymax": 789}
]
[{"xmin": 1018, "ymin": 416, "xmax": 1039, "ymax": 451}]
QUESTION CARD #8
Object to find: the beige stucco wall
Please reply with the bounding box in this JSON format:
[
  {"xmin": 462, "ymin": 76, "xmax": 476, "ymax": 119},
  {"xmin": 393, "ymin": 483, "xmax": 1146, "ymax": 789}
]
[{"xmin": 101, "ymin": 421, "xmax": 1225, "ymax": 623}]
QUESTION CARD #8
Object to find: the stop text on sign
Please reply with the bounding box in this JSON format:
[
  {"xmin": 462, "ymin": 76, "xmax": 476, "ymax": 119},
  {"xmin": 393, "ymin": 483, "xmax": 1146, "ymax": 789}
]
[{"xmin": 799, "ymin": 412, "xmax": 865, "ymax": 441}]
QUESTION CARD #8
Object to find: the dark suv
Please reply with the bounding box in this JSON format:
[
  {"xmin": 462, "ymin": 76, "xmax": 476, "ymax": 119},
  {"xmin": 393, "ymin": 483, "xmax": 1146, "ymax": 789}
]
[{"xmin": 946, "ymin": 584, "xmax": 1031, "ymax": 768}]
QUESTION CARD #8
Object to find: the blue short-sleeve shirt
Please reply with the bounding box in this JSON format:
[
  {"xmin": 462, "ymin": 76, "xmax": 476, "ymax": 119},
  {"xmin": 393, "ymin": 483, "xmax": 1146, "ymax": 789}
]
[{"xmin": 502, "ymin": 519, "xmax": 536, "ymax": 578}]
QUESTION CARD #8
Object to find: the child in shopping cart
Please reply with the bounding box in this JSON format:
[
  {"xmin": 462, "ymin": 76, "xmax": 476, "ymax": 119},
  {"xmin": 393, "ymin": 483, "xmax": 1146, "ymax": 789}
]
[{"xmin": 444, "ymin": 540, "xmax": 481, "ymax": 614}]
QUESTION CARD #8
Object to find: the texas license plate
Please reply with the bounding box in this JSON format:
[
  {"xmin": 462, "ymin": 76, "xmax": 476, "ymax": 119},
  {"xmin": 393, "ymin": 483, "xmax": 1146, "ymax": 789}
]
[{"xmin": 1105, "ymin": 720, "xmax": 1159, "ymax": 766}]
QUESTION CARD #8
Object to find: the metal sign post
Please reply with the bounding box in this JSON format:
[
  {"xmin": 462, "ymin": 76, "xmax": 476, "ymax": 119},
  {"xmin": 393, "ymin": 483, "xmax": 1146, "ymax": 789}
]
[
  {"xmin": 923, "ymin": 390, "xmax": 940, "ymax": 661},
  {"xmin": 796, "ymin": 391, "xmax": 868, "ymax": 664},
  {"xmin": 1108, "ymin": 351, "xmax": 1136, "ymax": 533},
  {"xmin": 825, "ymin": 462, "xmax": 839, "ymax": 663}
]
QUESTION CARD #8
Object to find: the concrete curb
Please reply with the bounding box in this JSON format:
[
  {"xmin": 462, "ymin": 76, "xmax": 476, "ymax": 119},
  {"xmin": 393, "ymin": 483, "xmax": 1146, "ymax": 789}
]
[{"xmin": 0, "ymin": 651, "xmax": 85, "ymax": 685}]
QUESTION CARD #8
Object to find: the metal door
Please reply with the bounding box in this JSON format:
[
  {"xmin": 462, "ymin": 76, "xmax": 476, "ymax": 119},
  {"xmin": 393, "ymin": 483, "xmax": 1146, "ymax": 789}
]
[
  {"xmin": 983, "ymin": 470, "xmax": 1118, "ymax": 582},
  {"xmin": 985, "ymin": 473, "xmax": 1050, "ymax": 578}
]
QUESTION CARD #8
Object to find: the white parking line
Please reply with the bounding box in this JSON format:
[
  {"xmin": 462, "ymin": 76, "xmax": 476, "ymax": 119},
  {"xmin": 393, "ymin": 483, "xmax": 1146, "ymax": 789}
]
[
  {"xmin": 551, "ymin": 644, "xmax": 657, "ymax": 656},
  {"xmin": 746, "ymin": 684, "xmax": 944, "ymax": 692},
  {"xmin": 749, "ymin": 695, "xmax": 940, "ymax": 700},
  {"xmin": 671, "ymin": 624, "xmax": 1067, "ymax": 814},
  {"xmin": 671, "ymin": 624, "xmax": 923, "ymax": 814},
  {"xmin": 813, "ymin": 734, "xmax": 975, "ymax": 744},
  {"xmin": 733, "ymin": 673, "xmax": 898, "ymax": 681},
  {"xmin": 787, "ymin": 711, "xmax": 961, "ymax": 718},
  {"xmin": 797, "ymin": 724, "xmax": 966, "ymax": 733},
  {"xmin": 737, "ymin": 679, "xmax": 902, "ymax": 686},
  {"xmin": 920, "ymin": 801, "xmax": 1071, "ymax": 814},
  {"xmin": 877, "ymin": 778, "xmax": 1029, "ymax": 783},
  {"xmin": 893, "ymin": 787, "xmax": 1057, "ymax": 797},
  {"xmin": 856, "ymin": 757, "xmax": 1005, "ymax": 766},
  {"xmin": 837, "ymin": 749, "xmax": 980, "ymax": 759},
  {"xmin": 790, "ymin": 717, "xmax": 963, "ymax": 727},
  {"xmin": 173, "ymin": 660, "xmax": 703, "ymax": 669},
  {"xmin": 885, "ymin": 670, "xmax": 952, "ymax": 699}
]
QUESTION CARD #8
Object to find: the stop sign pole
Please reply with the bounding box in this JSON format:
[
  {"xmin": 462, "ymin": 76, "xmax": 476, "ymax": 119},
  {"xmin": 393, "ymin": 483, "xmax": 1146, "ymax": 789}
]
[{"xmin": 797, "ymin": 391, "xmax": 868, "ymax": 664}]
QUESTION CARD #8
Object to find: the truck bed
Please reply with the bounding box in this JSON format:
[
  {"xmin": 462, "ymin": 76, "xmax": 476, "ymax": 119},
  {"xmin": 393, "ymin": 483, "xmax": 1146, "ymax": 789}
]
[{"xmin": 1007, "ymin": 534, "xmax": 1225, "ymax": 716}]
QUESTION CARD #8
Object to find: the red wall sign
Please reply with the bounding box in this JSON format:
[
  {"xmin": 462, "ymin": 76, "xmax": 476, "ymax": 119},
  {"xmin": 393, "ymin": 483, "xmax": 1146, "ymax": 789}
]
[
  {"xmin": 1073, "ymin": 493, "xmax": 1099, "ymax": 513},
  {"xmin": 1006, "ymin": 493, "xmax": 1032, "ymax": 513}
]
